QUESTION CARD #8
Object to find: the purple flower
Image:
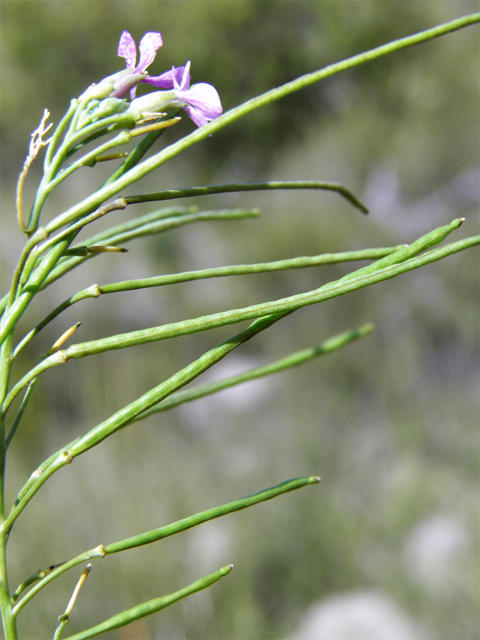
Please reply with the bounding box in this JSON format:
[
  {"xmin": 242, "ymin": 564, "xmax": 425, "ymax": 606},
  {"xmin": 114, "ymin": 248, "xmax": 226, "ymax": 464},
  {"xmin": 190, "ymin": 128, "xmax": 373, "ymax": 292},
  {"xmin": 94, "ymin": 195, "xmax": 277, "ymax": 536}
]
[
  {"xmin": 118, "ymin": 31, "xmax": 163, "ymax": 77},
  {"xmin": 116, "ymin": 30, "xmax": 163, "ymax": 98},
  {"xmin": 86, "ymin": 30, "xmax": 163, "ymax": 101},
  {"xmin": 137, "ymin": 61, "xmax": 223, "ymax": 127}
]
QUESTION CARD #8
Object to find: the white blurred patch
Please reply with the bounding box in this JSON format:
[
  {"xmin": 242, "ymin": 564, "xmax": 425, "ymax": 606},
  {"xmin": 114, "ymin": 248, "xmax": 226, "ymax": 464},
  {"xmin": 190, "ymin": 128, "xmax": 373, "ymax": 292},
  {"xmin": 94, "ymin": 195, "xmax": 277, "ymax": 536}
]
[
  {"xmin": 291, "ymin": 591, "xmax": 420, "ymax": 640},
  {"xmin": 403, "ymin": 514, "xmax": 469, "ymax": 591}
]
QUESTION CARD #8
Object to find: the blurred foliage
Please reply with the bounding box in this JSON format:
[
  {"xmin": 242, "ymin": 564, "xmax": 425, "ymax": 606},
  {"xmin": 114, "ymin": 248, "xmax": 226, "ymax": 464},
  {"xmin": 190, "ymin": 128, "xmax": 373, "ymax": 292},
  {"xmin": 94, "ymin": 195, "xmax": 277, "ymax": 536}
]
[{"xmin": 1, "ymin": 1, "xmax": 479, "ymax": 639}]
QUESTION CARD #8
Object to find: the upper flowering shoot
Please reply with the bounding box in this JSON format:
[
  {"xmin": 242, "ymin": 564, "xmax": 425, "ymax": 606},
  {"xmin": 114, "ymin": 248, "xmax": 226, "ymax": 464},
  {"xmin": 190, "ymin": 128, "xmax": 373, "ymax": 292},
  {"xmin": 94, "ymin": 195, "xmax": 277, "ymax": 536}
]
[
  {"xmin": 86, "ymin": 31, "xmax": 163, "ymax": 101},
  {"xmin": 131, "ymin": 61, "xmax": 223, "ymax": 128}
]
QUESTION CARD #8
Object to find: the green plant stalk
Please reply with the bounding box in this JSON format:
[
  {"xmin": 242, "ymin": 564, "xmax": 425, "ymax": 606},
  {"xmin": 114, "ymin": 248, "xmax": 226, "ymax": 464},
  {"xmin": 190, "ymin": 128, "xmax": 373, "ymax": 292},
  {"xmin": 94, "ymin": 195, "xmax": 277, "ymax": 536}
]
[
  {"xmin": 1, "ymin": 352, "xmax": 67, "ymax": 418},
  {"xmin": 2, "ymin": 449, "xmax": 74, "ymax": 540},
  {"xmin": 3, "ymin": 221, "xmax": 472, "ymax": 415},
  {"xmin": 43, "ymin": 101, "xmax": 78, "ymax": 171},
  {"xmin": 96, "ymin": 246, "xmax": 403, "ymax": 293},
  {"xmin": 13, "ymin": 247, "xmax": 397, "ymax": 359},
  {"xmin": 5, "ymin": 223, "xmax": 473, "ymax": 407},
  {"xmin": 29, "ymin": 198, "xmax": 128, "ymax": 267},
  {"xmin": 82, "ymin": 208, "xmax": 260, "ymax": 245},
  {"xmin": 107, "ymin": 477, "xmax": 321, "ymax": 553},
  {"xmin": 40, "ymin": 208, "xmax": 257, "ymax": 291},
  {"xmin": 0, "ymin": 235, "xmax": 77, "ymax": 348},
  {"xmin": 26, "ymin": 103, "xmax": 137, "ymax": 233},
  {"xmin": 61, "ymin": 565, "xmax": 233, "ymax": 640},
  {"xmin": 46, "ymin": 131, "xmax": 132, "ymax": 192},
  {"xmin": 132, "ymin": 323, "xmax": 374, "ymax": 421},
  {"xmin": 11, "ymin": 562, "xmax": 64, "ymax": 605},
  {"xmin": 102, "ymin": 110, "xmax": 182, "ymax": 187},
  {"xmin": 42, "ymin": 13, "xmax": 480, "ymax": 234},
  {"xmin": 12, "ymin": 548, "xmax": 106, "ymax": 618},
  {"xmin": 20, "ymin": 100, "xmax": 78, "ymax": 236},
  {"xmin": 0, "ymin": 208, "xmax": 198, "ymax": 316},
  {"xmin": 12, "ymin": 477, "xmax": 317, "ymax": 616},
  {"xmin": 5, "ymin": 313, "xmax": 289, "ymax": 531},
  {"xmin": 76, "ymin": 205, "xmax": 198, "ymax": 242},
  {"xmin": 8, "ymin": 231, "xmax": 478, "ymax": 525},
  {"xmin": 49, "ymin": 225, "xmax": 477, "ymax": 359},
  {"xmin": 43, "ymin": 108, "xmax": 134, "ymax": 179},
  {"xmin": 124, "ymin": 180, "xmax": 369, "ymax": 214},
  {"xmin": 0, "ymin": 530, "xmax": 16, "ymax": 639},
  {"xmin": 0, "ymin": 336, "xmax": 16, "ymax": 639},
  {"xmin": 5, "ymin": 379, "xmax": 37, "ymax": 448},
  {"xmin": 3, "ymin": 229, "xmax": 47, "ymax": 315}
]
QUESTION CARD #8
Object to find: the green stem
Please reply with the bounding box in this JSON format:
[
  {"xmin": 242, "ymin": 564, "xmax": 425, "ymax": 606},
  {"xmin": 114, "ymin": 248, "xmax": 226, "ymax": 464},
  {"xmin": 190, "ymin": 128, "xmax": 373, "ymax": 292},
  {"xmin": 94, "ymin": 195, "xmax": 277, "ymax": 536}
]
[
  {"xmin": 28, "ymin": 198, "xmax": 127, "ymax": 261},
  {"xmin": 42, "ymin": 13, "xmax": 480, "ymax": 234},
  {"xmin": 43, "ymin": 100, "xmax": 78, "ymax": 171},
  {"xmin": 124, "ymin": 181, "xmax": 369, "ymax": 213},
  {"xmin": 55, "ymin": 229, "xmax": 478, "ymax": 360},
  {"xmin": 5, "ymin": 313, "xmax": 288, "ymax": 532},
  {"xmin": 102, "ymin": 110, "xmax": 182, "ymax": 187},
  {"xmin": 1, "ymin": 352, "xmax": 66, "ymax": 418},
  {"xmin": 62, "ymin": 566, "xmax": 233, "ymax": 640},
  {"xmin": 2, "ymin": 230, "xmax": 47, "ymax": 316},
  {"xmin": 0, "ymin": 335, "xmax": 16, "ymax": 636},
  {"xmin": 131, "ymin": 323, "xmax": 374, "ymax": 421},
  {"xmin": 12, "ymin": 246, "xmax": 397, "ymax": 358},
  {"xmin": 105, "ymin": 477, "xmax": 320, "ymax": 554},
  {"xmin": 12, "ymin": 477, "xmax": 317, "ymax": 615},
  {"xmin": 40, "ymin": 207, "xmax": 257, "ymax": 288},
  {"xmin": 0, "ymin": 531, "xmax": 17, "ymax": 639},
  {"xmin": 0, "ymin": 234, "xmax": 77, "ymax": 347},
  {"xmin": 46, "ymin": 131, "xmax": 132, "ymax": 192},
  {"xmin": 5, "ymin": 379, "xmax": 38, "ymax": 449}
]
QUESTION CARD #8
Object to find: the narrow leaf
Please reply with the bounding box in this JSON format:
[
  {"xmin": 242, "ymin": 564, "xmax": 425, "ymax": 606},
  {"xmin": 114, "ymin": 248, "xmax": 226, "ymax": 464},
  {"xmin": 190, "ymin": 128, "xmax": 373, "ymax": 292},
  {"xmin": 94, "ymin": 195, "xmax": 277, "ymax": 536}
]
[{"xmin": 62, "ymin": 566, "xmax": 233, "ymax": 640}]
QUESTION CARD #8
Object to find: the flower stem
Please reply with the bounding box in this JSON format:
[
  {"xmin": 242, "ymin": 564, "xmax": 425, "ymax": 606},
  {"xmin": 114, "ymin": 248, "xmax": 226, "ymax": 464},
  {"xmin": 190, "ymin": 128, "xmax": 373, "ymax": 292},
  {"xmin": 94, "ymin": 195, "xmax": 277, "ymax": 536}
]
[{"xmin": 41, "ymin": 13, "xmax": 480, "ymax": 233}]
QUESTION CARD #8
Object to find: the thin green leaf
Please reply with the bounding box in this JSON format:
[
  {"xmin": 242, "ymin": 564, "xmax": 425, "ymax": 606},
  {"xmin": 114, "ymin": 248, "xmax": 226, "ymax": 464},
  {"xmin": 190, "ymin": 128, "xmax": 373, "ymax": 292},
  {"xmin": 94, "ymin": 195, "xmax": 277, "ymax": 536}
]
[
  {"xmin": 42, "ymin": 13, "xmax": 480, "ymax": 234},
  {"xmin": 62, "ymin": 566, "xmax": 233, "ymax": 640},
  {"xmin": 105, "ymin": 476, "xmax": 320, "ymax": 554},
  {"xmin": 131, "ymin": 323, "xmax": 374, "ymax": 422},
  {"xmin": 124, "ymin": 180, "xmax": 369, "ymax": 214},
  {"xmin": 59, "ymin": 222, "xmax": 474, "ymax": 360},
  {"xmin": 13, "ymin": 248, "xmax": 394, "ymax": 360},
  {"xmin": 12, "ymin": 477, "xmax": 317, "ymax": 615},
  {"xmin": 5, "ymin": 313, "xmax": 288, "ymax": 531},
  {"xmin": 5, "ymin": 378, "xmax": 38, "ymax": 448},
  {"xmin": 41, "ymin": 207, "xmax": 257, "ymax": 289}
]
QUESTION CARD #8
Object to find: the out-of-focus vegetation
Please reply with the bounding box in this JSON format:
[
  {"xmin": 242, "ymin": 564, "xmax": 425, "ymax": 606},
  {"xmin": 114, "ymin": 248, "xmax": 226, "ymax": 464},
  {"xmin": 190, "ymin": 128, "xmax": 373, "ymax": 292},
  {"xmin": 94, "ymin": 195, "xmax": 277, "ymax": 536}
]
[{"xmin": 1, "ymin": 1, "xmax": 478, "ymax": 638}]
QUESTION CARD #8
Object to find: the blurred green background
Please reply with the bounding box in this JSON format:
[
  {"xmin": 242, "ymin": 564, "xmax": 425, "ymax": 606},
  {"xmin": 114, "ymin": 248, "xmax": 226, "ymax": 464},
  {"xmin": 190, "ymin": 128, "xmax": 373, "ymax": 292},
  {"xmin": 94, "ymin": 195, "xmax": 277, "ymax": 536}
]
[{"xmin": 1, "ymin": 1, "xmax": 479, "ymax": 638}]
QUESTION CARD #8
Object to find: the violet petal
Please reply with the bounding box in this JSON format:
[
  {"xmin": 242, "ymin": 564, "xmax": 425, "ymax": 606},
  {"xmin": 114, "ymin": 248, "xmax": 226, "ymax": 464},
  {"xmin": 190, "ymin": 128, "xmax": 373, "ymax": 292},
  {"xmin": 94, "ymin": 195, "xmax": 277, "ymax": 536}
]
[
  {"xmin": 144, "ymin": 66, "xmax": 187, "ymax": 90},
  {"xmin": 117, "ymin": 31, "xmax": 137, "ymax": 69},
  {"xmin": 137, "ymin": 32, "xmax": 163, "ymax": 72},
  {"xmin": 182, "ymin": 83, "xmax": 223, "ymax": 121}
]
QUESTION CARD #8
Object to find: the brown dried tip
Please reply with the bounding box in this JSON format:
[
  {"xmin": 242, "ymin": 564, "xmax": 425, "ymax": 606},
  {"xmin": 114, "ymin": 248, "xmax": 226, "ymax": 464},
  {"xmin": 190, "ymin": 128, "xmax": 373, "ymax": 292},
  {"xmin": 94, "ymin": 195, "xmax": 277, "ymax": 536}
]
[{"xmin": 87, "ymin": 245, "xmax": 128, "ymax": 254}]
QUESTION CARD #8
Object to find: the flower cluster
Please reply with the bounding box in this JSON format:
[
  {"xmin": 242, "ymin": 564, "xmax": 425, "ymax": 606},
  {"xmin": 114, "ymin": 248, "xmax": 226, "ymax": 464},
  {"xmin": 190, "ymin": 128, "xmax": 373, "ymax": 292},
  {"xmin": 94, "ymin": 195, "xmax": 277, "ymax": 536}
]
[{"xmin": 91, "ymin": 30, "xmax": 222, "ymax": 128}]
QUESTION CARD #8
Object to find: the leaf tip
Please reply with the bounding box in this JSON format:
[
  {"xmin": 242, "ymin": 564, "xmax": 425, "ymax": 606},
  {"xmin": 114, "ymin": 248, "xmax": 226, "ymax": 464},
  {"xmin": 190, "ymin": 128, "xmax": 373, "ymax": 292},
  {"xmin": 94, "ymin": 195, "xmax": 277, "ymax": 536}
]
[{"xmin": 221, "ymin": 564, "xmax": 234, "ymax": 576}]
